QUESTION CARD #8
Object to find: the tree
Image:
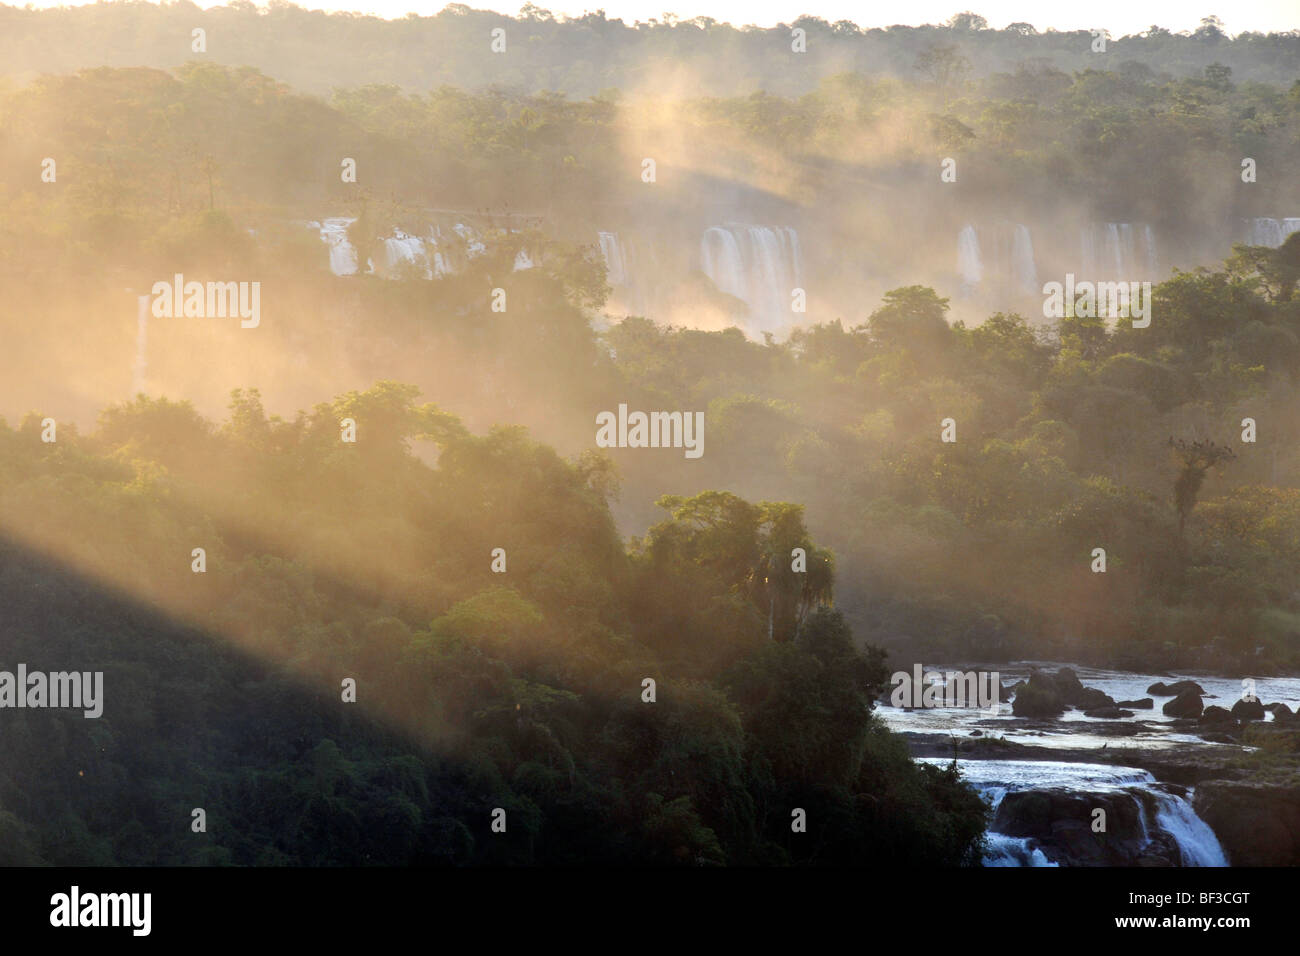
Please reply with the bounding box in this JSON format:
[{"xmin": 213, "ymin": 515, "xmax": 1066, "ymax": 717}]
[
  {"xmin": 948, "ymin": 12, "xmax": 988, "ymax": 31},
  {"xmin": 1204, "ymin": 62, "xmax": 1233, "ymax": 91},
  {"xmin": 863, "ymin": 286, "xmax": 954, "ymax": 356},
  {"xmin": 914, "ymin": 44, "xmax": 971, "ymax": 105},
  {"xmin": 1168, "ymin": 437, "xmax": 1236, "ymax": 537}
]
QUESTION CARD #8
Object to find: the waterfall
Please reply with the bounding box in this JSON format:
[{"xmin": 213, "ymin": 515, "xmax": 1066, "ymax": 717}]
[
  {"xmin": 1152, "ymin": 791, "xmax": 1228, "ymax": 867},
  {"xmin": 918, "ymin": 758, "xmax": 1226, "ymax": 867},
  {"xmin": 1012, "ymin": 225, "xmax": 1037, "ymax": 293},
  {"xmin": 1249, "ymin": 218, "xmax": 1283, "ymax": 247},
  {"xmin": 957, "ymin": 223, "xmax": 1036, "ymax": 295},
  {"xmin": 380, "ymin": 230, "xmax": 431, "ymax": 278},
  {"xmin": 598, "ymin": 231, "xmax": 626, "ymax": 286},
  {"xmin": 984, "ymin": 834, "xmax": 1059, "ymax": 867},
  {"xmin": 132, "ymin": 294, "xmax": 149, "ymax": 395},
  {"xmin": 1142, "ymin": 224, "xmax": 1158, "ymax": 274},
  {"xmin": 307, "ymin": 218, "xmax": 497, "ymax": 279},
  {"xmin": 700, "ymin": 224, "xmax": 801, "ymax": 332},
  {"xmin": 453, "ymin": 222, "xmax": 487, "ymax": 257},
  {"xmin": 1248, "ymin": 217, "xmax": 1300, "ymax": 248},
  {"xmin": 315, "ymin": 218, "xmax": 359, "ymax": 276},
  {"xmin": 424, "ymin": 226, "xmax": 452, "ymax": 277},
  {"xmin": 956, "ymin": 225, "xmax": 983, "ymax": 290},
  {"xmin": 1116, "ymin": 224, "xmax": 1133, "ymax": 276},
  {"xmin": 701, "ymin": 226, "xmax": 749, "ymax": 300},
  {"xmin": 1082, "ymin": 223, "xmax": 1154, "ymax": 277}
]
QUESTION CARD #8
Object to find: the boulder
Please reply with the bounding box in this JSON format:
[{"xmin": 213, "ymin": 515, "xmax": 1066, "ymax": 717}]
[
  {"xmin": 994, "ymin": 788, "xmax": 1155, "ymax": 866},
  {"xmin": 1013, "ymin": 673, "xmax": 1066, "ymax": 718},
  {"xmin": 1230, "ymin": 697, "xmax": 1266, "ymax": 720},
  {"xmin": 1048, "ymin": 668, "xmax": 1116, "ymax": 710},
  {"xmin": 1162, "ymin": 689, "xmax": 1203, "ymax": 718},
  {"xmin": 1118, "ymin": 698, "xmax": 1154, "ymax": 709},
  {"xmin": 1077, "ymin": 687, "xmax": 1117, "ymax": 710},
  {"xmin": 1084, "ymin": 707, "xmax": 1134, "ymax": 719},
  {"xmin": 1272, "ymin": 703, "xmax": 1295, "ymax": 722},
  {"xmin": 1200, "ymin": 705, "xmax": 1235, "ymax": 726},
  {"xmin": 1053, "ymin": 667, "xmax": 1086, "ymax": 700},
  {"xmin": 1148, "ymin": 680, "xmax": 1205, "ymax": 696}
]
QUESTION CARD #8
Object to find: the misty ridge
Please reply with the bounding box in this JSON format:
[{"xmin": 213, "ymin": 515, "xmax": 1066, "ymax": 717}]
[
  {"xmin": 2, "ymin": 4, "xmax": 1299, "ymax": 94},
  {"xmin": 2, "ymin": 1, "xmax": 1300, "ymax": 873}
]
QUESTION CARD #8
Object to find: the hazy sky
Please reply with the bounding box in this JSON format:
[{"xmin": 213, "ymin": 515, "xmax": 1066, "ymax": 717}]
[{"xmin": 20, "ymin": 1, "xmax": 1300, "ymax": 35}]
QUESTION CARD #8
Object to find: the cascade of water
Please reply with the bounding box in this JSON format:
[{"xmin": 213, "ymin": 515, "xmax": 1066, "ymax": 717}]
[
  {"xmin": 917, "ymin": 758, "xmax": 1225, "ymax": 867},
  {"xmin": 1142, "ymin": 224, "xmax": 1158, "ymax": 273},
  {"xmin": 700, "ymin": 224, "xmax": 802, "ymax": 331},
  {"xmin": 1105, "ymin": 223, "xmax": 1123, "ymax": 276},
  {"xmin": 1152, "ymin": 791, "xmax": 1228, "ymax": 867},
  {"xmin": 1249, "ymin": 218, "xmax": 1284, "ymax": 247},
  {"xmin": 453, "ymin": 222, "xmax": 487, "ymax": 257},
  {"xmin": 598, "ymin": 231, "xmax": 626, "ymax": 285},
  {"xmin": 381, "ymin": 230, "xmax": 431, "ymax": 278},
  {"xmin": 984, "ymin": 833, "xmax": 1059, "ymax": 867},
  {"xmin": 132, "ymin": 294, "xmax": 149, "ymax": 395},
  {"xmin": 1081, "ymin": 223, "xmax": 1153, "ymax": 277},
  {"xmin": 701, "ymin": 226, "xmax": 746, "ymax": 300},
  {"xmin": 1012, "ymin": 224, "xmax": 1037, "ymax": 293},
  {"xmin": 317, "ymin": 218, "xmax": 359, "ymax": 276},
  {"xmin": 1116, "ymin": 224, "xmax": 1134, "ymax": 276},
  {"xmin": 423, "ymin": 226, "xmax": 452, "ymax": 277},
  {"xmin": 957, "ymin": 224, "xmax": 983, "ymax": 289},
  {"xmin": 743, "ymin": 225, "xmax": 796, "ymax": 328}
]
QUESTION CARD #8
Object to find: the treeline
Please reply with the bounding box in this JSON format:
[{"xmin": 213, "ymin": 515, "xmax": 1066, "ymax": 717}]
[
  {"xmin": 2, "ymin": 4, "xmax": 1298, "ymax": 97},
  {"xmin": 0, "ymin": 387, "xmax": 986, "ymax": 865},
  {"xmin": 3, "ymin": 61, "xmax": 1299, "ymax": 276}
]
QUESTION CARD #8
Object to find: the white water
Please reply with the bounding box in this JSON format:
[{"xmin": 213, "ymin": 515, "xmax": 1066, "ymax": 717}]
[
  {"xmin": 381, "ymin": 230, "xmax": 431, "ymax": 278},
  {"xmin": 956, "ymin": 223, "xmax": 1037, "ymax": 294},
  {"xmin": 984, "ymin": 833, "xmax": 1059, "ymax": 867},
  {"xmin": 314, "ymin": 218, "xmax": 360, "ymax": 276},
  {"xmin": 956, "ymin": 224, "xmax": 983, "ymax": 290},
  {"xmin": 1081, "ymin": 222, "xmax": 1157, "ymax": 278},
  {"xmin": 699, "ymin": 225, "xmax": 802, "ymax": 333},
  {"xmin": 1246, "ymin": 217, "xmax": 1300, "ymax": 248},
  {"xmin": 1152, "ymin": 791, "xmax": 1228, "ymax": 867},
  {"xmin": 881, "ymin": 661, "xmax": 1300, "ymax": 749},
  {"xmin": 918, "ymin": 757, "xmax": 1227, "ymax": 867},
  {"xmin": 308, "ymin": 219, "xmax": 511, "ymax": 279},
  {"xmin": 598, "ymin": 231, "xmax": 627, "ymax": 286},
  {"xmin": 1012, "ymin": 224, "xmax": 1038, "ymax": 293}
]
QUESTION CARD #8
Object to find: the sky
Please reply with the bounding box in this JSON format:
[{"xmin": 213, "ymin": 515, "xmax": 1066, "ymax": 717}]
[{"xmin": 16, "ymin": 1, "xmax": 1300, "ymax": 35}]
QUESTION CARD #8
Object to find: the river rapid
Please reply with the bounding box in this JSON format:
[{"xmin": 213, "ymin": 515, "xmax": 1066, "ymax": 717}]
[{"xmin": 879, "ymin": 661, "xmax": 1300, "ymax": 866}]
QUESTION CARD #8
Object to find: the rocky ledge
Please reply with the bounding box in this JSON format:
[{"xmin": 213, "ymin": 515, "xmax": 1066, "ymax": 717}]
[{"xmin": 1193, "ymin": 780, "xmax": 1300, "ymax": 866}]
